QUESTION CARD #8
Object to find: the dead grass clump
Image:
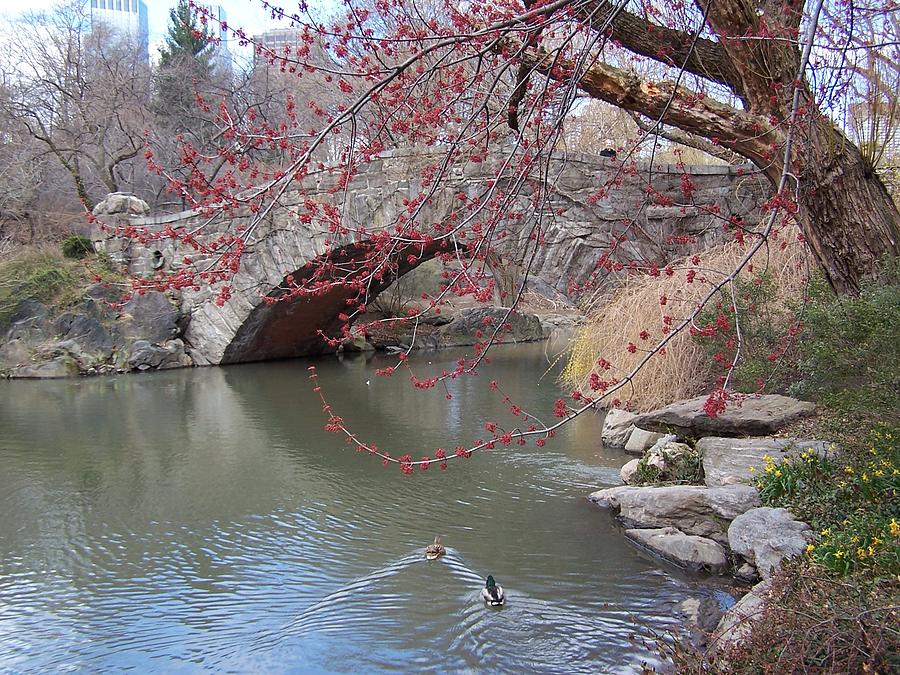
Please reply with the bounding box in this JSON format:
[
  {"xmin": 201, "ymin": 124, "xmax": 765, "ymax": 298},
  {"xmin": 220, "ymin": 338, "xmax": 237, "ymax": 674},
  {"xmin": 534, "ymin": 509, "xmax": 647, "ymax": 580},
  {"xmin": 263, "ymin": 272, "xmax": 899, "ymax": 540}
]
[{"xmin": 562, "ymin": 229, "xmax": 810, "ymax": 411}]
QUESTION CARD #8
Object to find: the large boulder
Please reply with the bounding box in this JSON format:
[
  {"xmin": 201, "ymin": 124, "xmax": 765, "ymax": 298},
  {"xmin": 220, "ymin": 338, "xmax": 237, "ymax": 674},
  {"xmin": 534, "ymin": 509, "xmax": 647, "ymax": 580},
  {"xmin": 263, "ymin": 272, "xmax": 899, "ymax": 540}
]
[
  {"xmin": 438, "ymin": 307, "xmax": 545, "ymax": 346},
  {"xmin": 54, "ymin": 313, "xmax": 114, "ymax": 358},
  {"xmin": 620, "ymin": 458, "xmax": 641, "ymax": 484},
  {"xmin": 127, "ymin": 339, "xmax": 191, "ymax": 371},
  {"xmin": 681, "ymin": 596, "xmax": 726, "ymax": 647},
  {"xmin": 601, "ymin": 408, "xmax": 637, "ymax": 448},
  {"xmin": 588, "ymin": 484, "xmax": 760, "ymax": 542},
  {"xmin": 0, "ymin": 339, "xmax": 31, "ymax": 370},
  {"xmin": 120, "ymin": 292, "xmax": 182, "ymax": 343},
  {"xmin": 624, "ymin": 428, "xmax": 666, "ymax": 454},
  {"xmin": 629, "ymin": 394, "xmax": 816, "ymax": 437},
  {"xmin": 4, "ymin": 300, "xmax": 51, "ymax": 343},
  {"xmin": 8, "ymin": 354, "xmax": 79, "ymax": 379},
  {"xmin": 626, "ymin": 527, "xmax": 729, "ymax": 573},
  {"xmin": 91, "ymin": 192, "xmax": 150, "ymax": 217},
  {"xmin": 699, "ymin": 436, "xmax": 833, "ymax": 487},
  {"xmin": 728, "ymin": 507, "xmax": 812, "ymax": 579}
]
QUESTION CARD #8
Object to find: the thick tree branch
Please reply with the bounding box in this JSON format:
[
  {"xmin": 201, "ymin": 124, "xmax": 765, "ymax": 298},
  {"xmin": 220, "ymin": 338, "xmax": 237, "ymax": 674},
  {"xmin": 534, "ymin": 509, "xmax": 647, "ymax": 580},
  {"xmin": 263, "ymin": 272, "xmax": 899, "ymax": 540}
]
[
  {"xmin": 694, "ymin": 0, "xmax": 802, "ymax": 111},
  {"xmin": 576, "ymin": 0, "xmax": 741, "ymax": 93},
  {"xmin": 524, "ymin": 45, "xmax": 779, "ymax": 169}
]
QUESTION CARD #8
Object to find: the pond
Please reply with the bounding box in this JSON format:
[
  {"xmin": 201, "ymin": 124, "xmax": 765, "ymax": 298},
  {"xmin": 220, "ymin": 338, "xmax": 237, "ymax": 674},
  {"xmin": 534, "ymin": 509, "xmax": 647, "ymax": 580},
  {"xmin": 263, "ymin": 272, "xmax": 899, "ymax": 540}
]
[{"xmin": 0, "ymin": 343, "xmax": 729, "ymax": 673}]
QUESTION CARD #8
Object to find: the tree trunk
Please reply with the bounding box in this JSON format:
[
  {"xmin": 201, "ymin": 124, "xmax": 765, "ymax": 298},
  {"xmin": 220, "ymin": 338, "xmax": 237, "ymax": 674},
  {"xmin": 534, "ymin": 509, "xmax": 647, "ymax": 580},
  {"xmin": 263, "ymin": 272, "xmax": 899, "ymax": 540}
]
[{"xmin": 796, "ymin": 127, "xmax": 900, "ymax": 295}]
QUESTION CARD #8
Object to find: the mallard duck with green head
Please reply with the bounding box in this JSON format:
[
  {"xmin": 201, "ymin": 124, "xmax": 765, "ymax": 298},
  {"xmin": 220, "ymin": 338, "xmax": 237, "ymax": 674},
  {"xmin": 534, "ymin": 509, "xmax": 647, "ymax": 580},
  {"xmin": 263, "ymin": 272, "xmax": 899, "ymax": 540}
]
[
  {"xmin": 481, "ymin": 575, "xmax": 505, "ymax": 606},
  {"xmin": 425, "ymin": 536, "xmax": 445, "ymax": 560}
]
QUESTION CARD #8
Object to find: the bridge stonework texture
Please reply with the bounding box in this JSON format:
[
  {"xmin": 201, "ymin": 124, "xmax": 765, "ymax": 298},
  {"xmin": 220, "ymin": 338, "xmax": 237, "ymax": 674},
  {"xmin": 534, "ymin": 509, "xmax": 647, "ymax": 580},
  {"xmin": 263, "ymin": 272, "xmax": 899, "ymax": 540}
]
[{"xmin": 92, "ymin": 150, "xmax": 768, "ymax": 365}]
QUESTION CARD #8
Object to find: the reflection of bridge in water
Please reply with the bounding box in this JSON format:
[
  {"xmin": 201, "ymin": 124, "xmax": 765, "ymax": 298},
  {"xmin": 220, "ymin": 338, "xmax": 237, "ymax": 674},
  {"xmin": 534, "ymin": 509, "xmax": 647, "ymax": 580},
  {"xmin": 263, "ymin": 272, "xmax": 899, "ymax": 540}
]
[{"xmin": 92, "ymin": 150, "xmax": 767, "ymax": 365}]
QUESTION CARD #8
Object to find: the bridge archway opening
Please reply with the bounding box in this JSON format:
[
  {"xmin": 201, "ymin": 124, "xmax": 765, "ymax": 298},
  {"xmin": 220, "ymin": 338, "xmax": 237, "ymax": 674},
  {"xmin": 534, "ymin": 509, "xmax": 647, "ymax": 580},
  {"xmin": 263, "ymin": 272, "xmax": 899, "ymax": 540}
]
[{"xmin": 220, "ymin": 240, "xmax": 447, "ymax": 364}]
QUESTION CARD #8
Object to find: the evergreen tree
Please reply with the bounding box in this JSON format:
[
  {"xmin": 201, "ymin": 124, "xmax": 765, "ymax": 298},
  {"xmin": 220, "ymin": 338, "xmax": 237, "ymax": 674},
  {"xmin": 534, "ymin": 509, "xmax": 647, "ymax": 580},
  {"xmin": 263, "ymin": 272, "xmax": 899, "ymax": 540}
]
[
  {"xmin": 158, "ymin": 0, "xmax": 213, "ymax": 69},
  {"xmin": 154, "ymin": 0, "xmax": 215, "ymax": 134}
]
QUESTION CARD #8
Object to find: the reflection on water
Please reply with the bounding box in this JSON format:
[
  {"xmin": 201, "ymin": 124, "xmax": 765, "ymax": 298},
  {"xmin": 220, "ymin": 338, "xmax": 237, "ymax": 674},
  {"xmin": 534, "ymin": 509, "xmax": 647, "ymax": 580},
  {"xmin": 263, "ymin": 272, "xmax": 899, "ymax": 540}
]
[{"xmin": 0, "ymin": 344, "xmax": 725, "ymax": 673}]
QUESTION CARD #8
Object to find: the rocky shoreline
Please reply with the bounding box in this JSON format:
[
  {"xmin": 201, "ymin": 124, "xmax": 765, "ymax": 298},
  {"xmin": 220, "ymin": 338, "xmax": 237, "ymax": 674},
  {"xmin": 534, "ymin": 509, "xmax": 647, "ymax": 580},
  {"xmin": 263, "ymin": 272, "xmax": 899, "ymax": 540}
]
[
  {"xmin": 588, "ymin": 394, "xmax": 827, "ymax": 651},
  {"xmin": 0, "ymin": 290, "xmax": 575, "ymax": 379}
]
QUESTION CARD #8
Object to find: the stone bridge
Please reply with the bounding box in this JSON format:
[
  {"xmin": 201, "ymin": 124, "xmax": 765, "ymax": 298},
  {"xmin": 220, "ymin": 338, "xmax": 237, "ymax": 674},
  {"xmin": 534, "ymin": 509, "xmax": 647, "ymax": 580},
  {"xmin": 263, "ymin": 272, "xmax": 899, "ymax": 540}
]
[{"xmin": 91, "ymin": 150, "xmax": 768, "ymax": 366}]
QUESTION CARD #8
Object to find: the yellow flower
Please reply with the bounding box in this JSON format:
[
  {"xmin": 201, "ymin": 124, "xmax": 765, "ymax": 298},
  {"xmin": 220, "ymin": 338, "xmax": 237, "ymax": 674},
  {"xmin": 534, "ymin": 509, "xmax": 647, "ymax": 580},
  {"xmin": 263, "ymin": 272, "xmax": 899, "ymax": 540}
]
[
  {"xmin": 821, "ymin": 528, "xmax": 831, "ymax": 536},
  {"xmin": 890, "ymin": 519, "xmax": 899, "ymax": 537},
  {"xmin": 857, "ymin": 547, "xmax": 867, "ymax": 559},
  {"xmin": 844, "ymin": 466, "xmax": 854, "ymax": 474},
  {"xmin": 835, "ymin": 550, "xmax": 845, "ymax": 559},
  {"xmin": 875, "ymin": 470, "xmax": 884, "ymax": 477},
  {"xmin": 765, "ymin": 465, "xmax": 774, "ymax": 474},
  {"xmin": 851, "ymin": 535, "xmax": 860, "ymax": 544},
  {"xmin": 805, "ymin": 543, "xmax": 815, "ymax": 554},
  {"xmin": 868, "ymin": 546, "xmax": 876, "ymax": 557},
  {"xmin": 861, "ymin": 473, "xmax": 870, "ymax": 482},
  {"xmin": 749, "ymin": 466, "xmax": 757, "ymax": 474},
  {"xmin": 774, "ymin": 469, "xmax": 783, "ymax": 477}
]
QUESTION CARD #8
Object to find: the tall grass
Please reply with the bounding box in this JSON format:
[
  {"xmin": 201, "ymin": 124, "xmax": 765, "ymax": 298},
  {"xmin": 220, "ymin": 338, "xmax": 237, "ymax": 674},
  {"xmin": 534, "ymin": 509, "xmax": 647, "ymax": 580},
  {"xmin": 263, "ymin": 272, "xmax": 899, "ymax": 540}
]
[{"xmin": 562, "ymin": 229, "xmax": 810, "ymax": 411}]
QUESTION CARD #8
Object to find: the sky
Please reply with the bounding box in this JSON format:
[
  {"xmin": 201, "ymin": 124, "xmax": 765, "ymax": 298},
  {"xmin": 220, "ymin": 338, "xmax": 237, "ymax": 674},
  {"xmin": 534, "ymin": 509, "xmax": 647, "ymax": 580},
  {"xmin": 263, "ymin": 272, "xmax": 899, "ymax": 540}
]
[{"xmin": 0, "ymin": 0, "xmax": 315, "ymax": 41}]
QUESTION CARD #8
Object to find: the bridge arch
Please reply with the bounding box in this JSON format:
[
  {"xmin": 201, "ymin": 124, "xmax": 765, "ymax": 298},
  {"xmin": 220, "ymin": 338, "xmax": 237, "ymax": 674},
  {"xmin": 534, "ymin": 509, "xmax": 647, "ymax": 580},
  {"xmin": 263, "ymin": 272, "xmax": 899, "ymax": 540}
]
[{"xmin": 91, "ymin": 151, "xmax": 768, "ymax": 366}]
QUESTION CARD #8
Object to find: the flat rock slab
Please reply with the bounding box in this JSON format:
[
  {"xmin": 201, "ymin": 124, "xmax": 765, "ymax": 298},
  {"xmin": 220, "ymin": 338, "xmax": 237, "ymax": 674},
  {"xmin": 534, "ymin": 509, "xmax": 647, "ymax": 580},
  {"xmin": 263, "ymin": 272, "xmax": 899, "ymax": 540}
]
[
  {"xmin": 630, "ymin": 394, "xmax": 815, "ymax": 437},
  {"xmin": 626, "ymin": 527, "xmax": 728, "ymax": 573},
  {"xmin": 589, "ymin": 484, "xmax": 760, "ymax": 542},
  {"xmin": 728, "ymin": 507, "xmax": 812, "ymax": 579},
  {"xmin": 700, "ymin": 436, "xmax": 832, "ymax": 487}
]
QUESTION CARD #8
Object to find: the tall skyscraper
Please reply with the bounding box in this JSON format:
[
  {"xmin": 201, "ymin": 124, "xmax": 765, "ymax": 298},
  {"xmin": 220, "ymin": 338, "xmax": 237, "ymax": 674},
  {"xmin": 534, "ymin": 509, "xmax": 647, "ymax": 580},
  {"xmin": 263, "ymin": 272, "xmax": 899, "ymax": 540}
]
[
  {"xmin": 200, "ymin": 4, "xmax": 232, "ymax": 73},
  {"xmin": 89, "ymin": 0, "xmax": 149, "ymax": 62}
]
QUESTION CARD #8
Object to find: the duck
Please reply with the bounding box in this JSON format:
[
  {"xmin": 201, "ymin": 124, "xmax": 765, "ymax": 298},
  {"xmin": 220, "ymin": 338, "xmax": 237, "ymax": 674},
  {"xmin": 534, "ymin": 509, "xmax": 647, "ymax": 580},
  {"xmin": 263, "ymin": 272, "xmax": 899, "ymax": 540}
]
[
  {"xmin": 481, "ymin": 575, "xmax": 505, "ymax": 606},
  {"xmin": 425, "ymin": 536, "xmax": 445, "ymax": 561}
]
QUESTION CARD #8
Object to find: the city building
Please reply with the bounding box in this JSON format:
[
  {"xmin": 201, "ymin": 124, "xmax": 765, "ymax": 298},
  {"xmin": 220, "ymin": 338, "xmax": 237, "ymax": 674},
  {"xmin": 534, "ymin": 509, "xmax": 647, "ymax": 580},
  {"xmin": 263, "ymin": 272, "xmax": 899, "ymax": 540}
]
[
  {"xmin": 251, "ymin": 27, "xmax": 302, "ymax": 67},
  {"xmin": 89, "ymin": 0, "xmax": 149, "ymax": 61},
  {"xmin": 201, "ymin": 4, "xmax": 232, "ymax": 73}
]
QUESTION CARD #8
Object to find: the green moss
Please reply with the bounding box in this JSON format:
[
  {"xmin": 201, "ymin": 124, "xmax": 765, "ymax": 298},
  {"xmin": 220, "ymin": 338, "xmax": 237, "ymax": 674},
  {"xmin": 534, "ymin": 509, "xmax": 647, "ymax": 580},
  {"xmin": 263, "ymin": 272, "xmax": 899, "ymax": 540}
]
[{"xmin": 634, "ymin": 442, "xmax": 704, "ymax": 485}]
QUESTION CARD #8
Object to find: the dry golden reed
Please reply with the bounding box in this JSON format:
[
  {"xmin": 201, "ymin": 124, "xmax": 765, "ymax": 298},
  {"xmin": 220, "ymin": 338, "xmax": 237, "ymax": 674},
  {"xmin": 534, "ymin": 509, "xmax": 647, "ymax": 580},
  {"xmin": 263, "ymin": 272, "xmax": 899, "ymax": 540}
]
[{"xmin": 562, "ymin": 228, "xmax": 811, "ymax": 411}]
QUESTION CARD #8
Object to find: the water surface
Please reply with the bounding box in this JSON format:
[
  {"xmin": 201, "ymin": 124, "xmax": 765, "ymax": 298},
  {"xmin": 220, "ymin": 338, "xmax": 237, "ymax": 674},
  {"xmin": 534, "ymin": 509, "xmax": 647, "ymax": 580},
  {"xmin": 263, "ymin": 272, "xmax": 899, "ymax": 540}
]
[{"xmin": 0, "ymin": 344, "xmax": 727, "ymax": 673}]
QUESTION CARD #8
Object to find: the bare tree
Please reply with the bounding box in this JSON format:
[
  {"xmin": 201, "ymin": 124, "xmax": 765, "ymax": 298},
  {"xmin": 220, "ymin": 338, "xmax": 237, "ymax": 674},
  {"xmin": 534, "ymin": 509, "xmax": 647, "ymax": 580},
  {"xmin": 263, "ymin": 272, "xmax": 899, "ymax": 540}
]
[{"xmin": 1, "ymin": 1, "xmax": 153, "ymax": 211}]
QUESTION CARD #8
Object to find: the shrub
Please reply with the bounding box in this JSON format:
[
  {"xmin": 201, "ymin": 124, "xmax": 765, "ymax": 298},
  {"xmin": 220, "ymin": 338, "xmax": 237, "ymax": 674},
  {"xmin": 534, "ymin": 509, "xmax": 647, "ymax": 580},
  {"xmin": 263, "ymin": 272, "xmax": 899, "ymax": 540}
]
[
  {"xmin": 693, "ymin": 272, "xmax": 801, "ymax": 394},
  {"xmin": 791, "ymin": 263, "xmax": 900, "ymax": 415},
  {"xmin": 713, "ymin": 569, "xmax": 897, "ymax": 672},
  {"xmin": 61, "ymin": 235, "xmax": 95, "ymax": 259},
  {"xmin": 634, "ymin": 442, "xmax": 704, "ymax": 485}
]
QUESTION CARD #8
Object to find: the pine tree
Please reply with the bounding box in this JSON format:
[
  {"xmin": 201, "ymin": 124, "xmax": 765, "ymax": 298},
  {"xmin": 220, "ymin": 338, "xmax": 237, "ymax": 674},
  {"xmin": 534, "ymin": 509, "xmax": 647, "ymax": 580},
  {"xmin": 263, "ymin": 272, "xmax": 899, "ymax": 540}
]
[
  {"xmin": 158, "ymin": 0, "xmax": 213, "ymax": 69},
  {"xmin": 154, "ymin": 0, "xmax": 215, "ymax": 134}
]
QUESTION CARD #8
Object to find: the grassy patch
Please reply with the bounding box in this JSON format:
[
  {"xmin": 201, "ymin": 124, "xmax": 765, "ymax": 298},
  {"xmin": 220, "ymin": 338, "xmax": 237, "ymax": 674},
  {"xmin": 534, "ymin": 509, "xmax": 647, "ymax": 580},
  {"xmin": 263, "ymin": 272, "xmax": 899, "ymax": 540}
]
[{"xmin": 0, "ymin": 249, "xmax": 101, "ymax": 327}]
